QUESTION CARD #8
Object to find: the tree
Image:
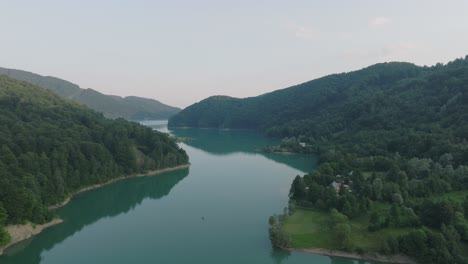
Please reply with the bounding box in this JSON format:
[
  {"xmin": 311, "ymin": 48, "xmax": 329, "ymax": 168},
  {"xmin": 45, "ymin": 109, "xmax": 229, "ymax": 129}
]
[
  {"xmin": 0, "ymin": 202, "xmax": 7, "ymax": 226},
  {"xmin": 336, "ymin": 222, "xmax": 352, "ymax": 250},
  {"xmin": 392, "ymin": 193, "xmax": 404, "ymax": 205},
  {"xmin": 372, "ymin": 178, "xmax": 383, "ymax": 200},
  {"xmin": 368, "ymin": 211, "xmax": 381, "ymax": 232},
  {"xmin": 389, "ymin": 204, "xmax": 401, "ymax": 227},
  {"xmin": 328, "ymin": 209, "xmax": 352, "ymax": 250},
  {"xmin": 268, "ymin": 215, "xmax": 290, "ymax": 248},
  {"xmin": 342, "ymin": 201, "xmax": 353, "ymax": 218},
  {"xmin": 289, "ymin": 176, "xmax": 307, "ymax": 200},
  {"xmin": 439, "ymin": 153, "xmax": 453, "ymax": 167},
  {"xmin": 269, "ymin": 215, "xmax": 277, "ymax": 226},
  {"xmin": 0, "ymin": 227, "xmax": 9, "ymax": 246}
]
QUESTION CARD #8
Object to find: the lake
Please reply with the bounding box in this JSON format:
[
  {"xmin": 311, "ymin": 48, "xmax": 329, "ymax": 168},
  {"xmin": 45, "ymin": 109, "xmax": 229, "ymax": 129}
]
[{"xmin": 0, "ymin": 121, "xmax": 376, "ymax": 264}]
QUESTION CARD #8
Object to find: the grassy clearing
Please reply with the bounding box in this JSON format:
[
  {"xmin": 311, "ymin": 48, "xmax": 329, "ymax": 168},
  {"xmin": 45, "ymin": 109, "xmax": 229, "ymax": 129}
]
[
  {"xmin": 284, "ymin": 208, "xmax": 412, "ymax": 252},
  {"xmin": 284, "ymin": 209, "xmax": 337, "ymax": 249},
  {"xmin": 432, "ymin": 190, "xmax": 468, "ymax": 203},
  {"xmin": 284, "ymin": 190, "xmax": 468, "ymax": 253}
]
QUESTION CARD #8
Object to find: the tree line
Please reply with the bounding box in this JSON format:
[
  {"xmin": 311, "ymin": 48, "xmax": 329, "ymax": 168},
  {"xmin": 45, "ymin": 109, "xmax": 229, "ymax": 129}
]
[
  {"xmin": 289, "ymin": 151, "xmax": 468, "ymax": 263},
  {"xmin": 0, "ymin": 76, "xmax": 188, "ymax": 246}
]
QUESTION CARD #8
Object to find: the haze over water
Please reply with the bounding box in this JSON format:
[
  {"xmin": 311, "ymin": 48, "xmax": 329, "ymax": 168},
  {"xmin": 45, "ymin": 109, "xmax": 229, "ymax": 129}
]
[{"xmin": 0, "ymin": 121, "xmax": 377, "ymax": 264}]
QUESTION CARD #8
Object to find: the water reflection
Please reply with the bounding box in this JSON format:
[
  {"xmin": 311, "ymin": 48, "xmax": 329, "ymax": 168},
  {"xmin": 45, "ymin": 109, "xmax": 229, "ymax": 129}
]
[
  {"xmin": 169, "ymin": 128, "xmax": 316, "ymax": 173},
  {"xmin": 271, "ymin": 249, "xmax": 291, "ymax": 264},
  {"xmin": 0, "ymin": 169, "xmax": 189, "ymax": 264}
]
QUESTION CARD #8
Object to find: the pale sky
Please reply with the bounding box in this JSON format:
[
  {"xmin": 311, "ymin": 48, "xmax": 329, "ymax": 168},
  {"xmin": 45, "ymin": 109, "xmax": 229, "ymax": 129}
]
[{"xmin": 1, "ymin": 0, "xmax": 468, "ymax": 108}]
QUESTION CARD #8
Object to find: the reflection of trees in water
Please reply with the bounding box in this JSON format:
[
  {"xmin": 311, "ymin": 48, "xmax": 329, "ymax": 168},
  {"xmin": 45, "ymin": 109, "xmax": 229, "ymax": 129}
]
[
  {"xmin": 270, "ymin": 248, "xmax": 291, "ymax": 264},
  {"xmin": 171, "ymin": 128, "xmax": 316, "ymax": 172},
  {"xmin": 330, "ymin": 256, "xmax": 360, "ymax": 264},
  {"xmin": 0, "ymin": 169, "xmax": 189, "ymax": 264},
  {"xmin": 171, "ymin": 128, "xmax": 276, "ymax": 155}
]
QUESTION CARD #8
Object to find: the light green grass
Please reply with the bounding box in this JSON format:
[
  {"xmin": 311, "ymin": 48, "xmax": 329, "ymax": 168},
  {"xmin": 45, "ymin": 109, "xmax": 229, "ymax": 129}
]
[
  {"xmin": 433, "ymin": 190, "xmax": 468, "ymax": 203},
  {"xmin": 284, "ymin": 208, "xmax": 412, "ymax": 252},
  {"xmin": 284, "ymin": 209, "xmax": 338, "ymax": 249}
]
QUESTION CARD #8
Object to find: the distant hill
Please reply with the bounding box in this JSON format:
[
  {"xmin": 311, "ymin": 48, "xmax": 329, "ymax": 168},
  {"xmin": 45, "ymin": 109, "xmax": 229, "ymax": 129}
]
[
  {"xmin": 169, "ymin": 56, "xmax": 468, "ymax": 162},
  {"xmin": 0, "ymin": 67, "xmax": 180, "ymax": 120},
  {"xmin": 169, "ymin": 62, "xmax": 425, "ymax": 130}
]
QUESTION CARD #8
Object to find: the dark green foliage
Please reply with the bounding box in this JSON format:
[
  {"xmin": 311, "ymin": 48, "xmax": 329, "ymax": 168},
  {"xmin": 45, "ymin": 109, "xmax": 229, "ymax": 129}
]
[
  {"xmin": 170, "ymin": 57, "xmax": 468, "ymax": 166},
  {"xmin": 368, "ymin": 211, "xmax": 381, "ymax": 232},
  {"xmin": 0, "ymin": 76, "xmax": 188, "ymax": 232},
  {"xmin": 397, "ymin": 228, "xmax": 468, "ymax": 264},
  {"xmin": 418, "ymin": 200, "xmax": 457, "ymax": 228},
  {"xmin": 268, "ymin": 214, "xmax": 290, "ymax": 248},
  {"xmin": 289, "ymin": 176, "xmax": 307, "ymax": 200},
  {"xmin": 290, "ymin": 154, "xmax": 467, "ymax": 262},
  {"xmin": 328, "ymin": 209, "xmax": 353, "ymax": 250},
  {"xmin": 0, "ymin": 67, "xmax": 180, "ymax": 120}
]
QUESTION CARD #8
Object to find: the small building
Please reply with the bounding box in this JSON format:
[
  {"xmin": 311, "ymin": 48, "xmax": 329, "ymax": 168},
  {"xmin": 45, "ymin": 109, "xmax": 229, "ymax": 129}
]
[
  {"xmin": 331, "ymin": 181, "xmax": 341, "ymax": 192},
  {"xmin": 330, "ymin": 175, "xmax": 351, "ymax": 193},
  {"xmin": 335, "ymin": 175, "xmax": 343, "ymax": 184}
]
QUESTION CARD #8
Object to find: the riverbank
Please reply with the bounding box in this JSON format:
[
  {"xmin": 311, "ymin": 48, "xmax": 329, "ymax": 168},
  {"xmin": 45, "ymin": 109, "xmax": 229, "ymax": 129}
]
[
  {"xmin": 0, "ymin": 164, "xmax": 190, "ymax": 256},
  {"xmin": 286, "ymin": 247, "xmax": 416, "ymax": 264},
  {"xmin": 49, "ymin": 163, "xmax": 190, "ymax": 210},
  {"xmin": 0, "ymin": 219, "xmax": 63, "ymax": 256}
]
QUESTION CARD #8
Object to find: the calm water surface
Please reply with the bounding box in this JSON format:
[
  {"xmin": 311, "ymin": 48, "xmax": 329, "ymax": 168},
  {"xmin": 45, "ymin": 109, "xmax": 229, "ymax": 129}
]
[{"xmin": 0, "ymin": 121, "xmax": 376, "ymax": 264}]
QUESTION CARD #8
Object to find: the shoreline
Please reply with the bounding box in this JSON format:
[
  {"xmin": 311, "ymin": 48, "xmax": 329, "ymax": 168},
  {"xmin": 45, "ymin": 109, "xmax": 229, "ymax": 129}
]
[
  {"xmin": 268, "ymin": 151, "xmax": 298, "ymax": 155},
  {"xmin": 285, "ymin": 247, "xmax": 416, "ymax": 264},
  {"xmin": 48, "ymin": 163, "xmax": 190, "ymax": 210},
  {"xmin": 0, "ymin": 219, "xmax": 64, "ymax": 256},
  {"xmin": 0, "ymin": 164, "xmax": 190, "ymax": 256}
]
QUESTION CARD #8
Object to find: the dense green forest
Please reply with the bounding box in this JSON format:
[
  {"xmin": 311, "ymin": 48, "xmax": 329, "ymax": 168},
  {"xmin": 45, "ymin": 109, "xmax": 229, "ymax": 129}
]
[
  {"xmin": 0, "ymin": 67, "xmax": 181, "ymax": 120},
  {"xmin": 169, "ymin": 57, "xmax": 467, "ymax": 163},
  {"xmin": 171, "ymin": 56, "xmax": 468, "ymax": 263},
  {"xmin": 0, "ymin": 76, "xmax": 188, "ymax": 246}
]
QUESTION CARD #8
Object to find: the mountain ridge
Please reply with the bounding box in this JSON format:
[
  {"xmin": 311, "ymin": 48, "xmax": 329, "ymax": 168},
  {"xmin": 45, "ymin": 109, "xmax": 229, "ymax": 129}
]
[
  {"xmin": 0, "ymin": 67, "xmax": 180, "ymax": 120},
  {"xmin": 169, "ymin": 56, "xmax": 468, "ymax": 163}
]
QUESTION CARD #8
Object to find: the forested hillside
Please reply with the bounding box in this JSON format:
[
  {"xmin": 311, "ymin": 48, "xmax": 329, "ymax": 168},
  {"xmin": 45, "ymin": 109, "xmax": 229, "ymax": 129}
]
[
  {"xmin": 0, "ymin": 67, "xmax": 180, "ymax": 120},
  {"xmin": 169, "ymin": 61, "xmax": 423, "ymax": 130},
  {"xmin": 170, "ymin": 57, "xmax": 468, "ymax": 162},
  {"xmin": 170, "ymin": 56, "xmax": 468, "ymax": 263},
  {"xmin": 0, "ymin": 76, "xmax": 188, "ymax": 245}
]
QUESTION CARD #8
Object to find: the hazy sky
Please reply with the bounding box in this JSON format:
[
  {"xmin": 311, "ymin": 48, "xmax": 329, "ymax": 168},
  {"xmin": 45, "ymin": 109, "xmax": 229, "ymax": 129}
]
[{"xmin": 2, "ymin": 1, "xmax": 468, "ymax": 108}]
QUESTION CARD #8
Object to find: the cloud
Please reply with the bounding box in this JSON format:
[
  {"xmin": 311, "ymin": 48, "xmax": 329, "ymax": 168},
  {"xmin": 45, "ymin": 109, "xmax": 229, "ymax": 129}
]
[
  {"xmin": 282, "ymin": 21, "xmax": 320, "ymax": 40},
  {"xmin": 294, "ymin": 26, "xmax": 319, "ymax": 40},
  {"xmin": 369, "ymin": 16, "xmax": 391, "ymax": 27}
]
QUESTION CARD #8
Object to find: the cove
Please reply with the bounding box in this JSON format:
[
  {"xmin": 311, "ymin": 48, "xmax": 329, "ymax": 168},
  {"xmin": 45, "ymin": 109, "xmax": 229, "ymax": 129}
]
[{"xmin": 0, "ymin": 121, "xmax": 378, "ymax": 264}]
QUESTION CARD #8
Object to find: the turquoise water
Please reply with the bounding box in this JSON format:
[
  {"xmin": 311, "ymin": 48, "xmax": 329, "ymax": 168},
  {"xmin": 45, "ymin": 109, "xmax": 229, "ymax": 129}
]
[{"xmin": 0, "ymin": 121, "xmax": 375, "ymax": 264}]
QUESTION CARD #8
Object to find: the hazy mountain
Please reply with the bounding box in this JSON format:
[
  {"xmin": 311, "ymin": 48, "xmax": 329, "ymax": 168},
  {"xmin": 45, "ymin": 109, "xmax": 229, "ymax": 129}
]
[{"xmin": 0, "ymin": 67, "xmax": 180, "ymax": 120}]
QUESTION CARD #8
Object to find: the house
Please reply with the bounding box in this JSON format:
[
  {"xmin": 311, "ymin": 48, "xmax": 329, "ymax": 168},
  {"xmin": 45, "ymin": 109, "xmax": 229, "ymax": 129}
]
[
  {"xmin": 331, "ymin": 181, "xmax": 341, "ymax": 192},
  {"xmin": 330, "ymin": 175, "xmax": 351, "ymax": 193}
]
